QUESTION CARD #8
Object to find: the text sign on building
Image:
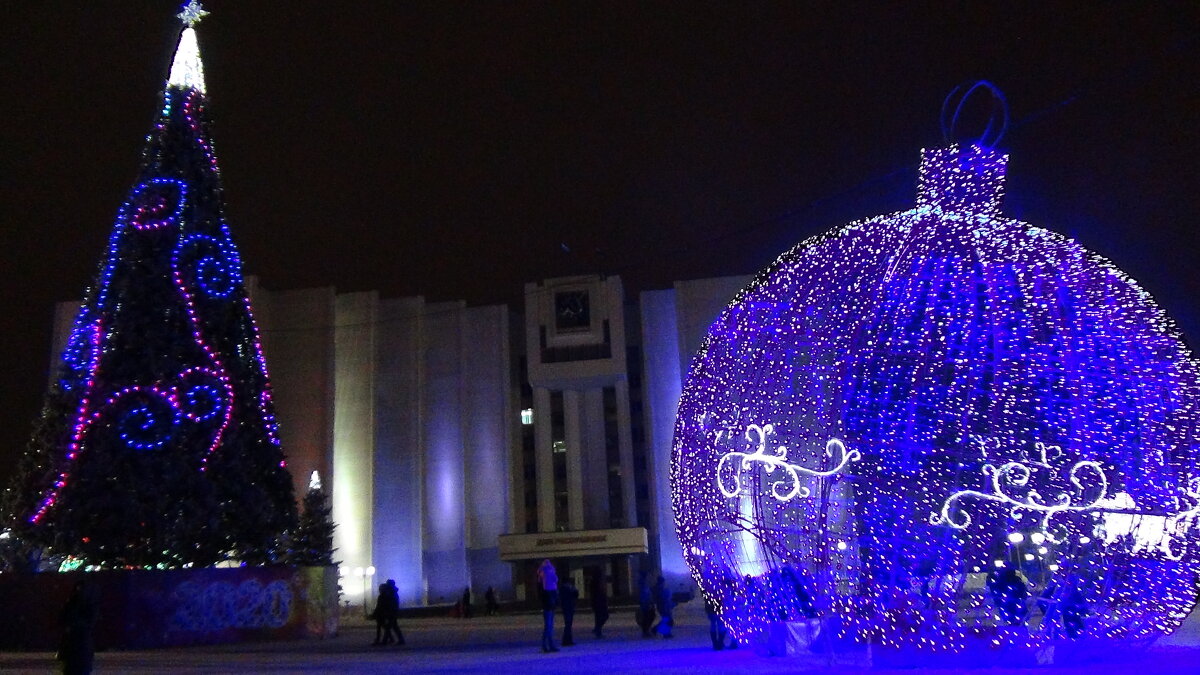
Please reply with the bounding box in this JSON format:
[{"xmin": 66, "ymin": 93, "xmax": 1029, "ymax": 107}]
[{"xmin": 498, "ymin": 527, "xmax": 648, "ymax": 560}]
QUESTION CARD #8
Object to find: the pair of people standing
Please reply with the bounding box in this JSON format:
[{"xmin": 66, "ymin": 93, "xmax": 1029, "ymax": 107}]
[
  {"xmin": 633, "ymin": 571, "xmax": 672, "ymax": 634},
  {"xmin": 538, "ymin": 559, "xmax": 588, "ymax": 651},
  {"xmin": 371, "ymin": 579, "xmax": 404, "ymax": 646},
  {"xmin": 635, "ymin": 572, "xmax": 674, "ymax": 638}
]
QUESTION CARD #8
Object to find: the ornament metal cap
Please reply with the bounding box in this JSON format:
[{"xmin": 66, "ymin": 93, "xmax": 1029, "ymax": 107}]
[{"xmin": 941, "ymin": 80, "xmax": 1009, "ymax": 149}]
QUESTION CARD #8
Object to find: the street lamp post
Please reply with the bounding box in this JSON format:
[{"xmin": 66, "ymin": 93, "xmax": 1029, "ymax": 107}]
[
  {"xmin": 366, "ymin": 565, "xmax": 376, "ymax": 617},
  {"xmin": 354, "ymin": 567, "xmax": 365, "ymax": 618},
  {"xmin": 354, "ymin": 565, "xmax": 377, "ymax": 619}
]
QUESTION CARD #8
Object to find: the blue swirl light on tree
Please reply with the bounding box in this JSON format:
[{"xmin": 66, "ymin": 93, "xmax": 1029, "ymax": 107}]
[
  {"xmin": 112, "ymin": 389, "xmax": 180, "ymax": 451},
  {"xmin": 125, "ymin": 178, "xmax": 188, "ymax": 231},
  {"xmin": 173, "ymin": 367, "xmax": 230, "ymax": 423},
  {"xmin": 57, "ymin": 323, "xmax": 101, "ymax": 393},
  {"xmin": 672, "ymin": 142, "xmax": 1200, "ymax": 655},
  {"xmin": 174, "ymin": 233, "xmax": 240, "ymax": 299}
]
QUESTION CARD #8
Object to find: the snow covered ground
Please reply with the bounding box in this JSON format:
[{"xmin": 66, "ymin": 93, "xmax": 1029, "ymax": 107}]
[{"xmin": 2, "ymin": 601, "xmax": 1197, "ymax": 673}]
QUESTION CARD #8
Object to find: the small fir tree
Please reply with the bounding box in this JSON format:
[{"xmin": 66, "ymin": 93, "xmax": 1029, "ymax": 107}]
[
  {"xmin": 5, "ymin": 2, "xmax": 296, "ymax": 569},
  {"xmin": 291, "ymin": 471, "xmax": 337, "ymax": 566}
]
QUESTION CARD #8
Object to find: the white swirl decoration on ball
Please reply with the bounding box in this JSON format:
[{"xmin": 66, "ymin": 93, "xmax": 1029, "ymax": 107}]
[
  {"xmin": 930, "ymin": 451, "xmax": 1109, "ymax": 544},
  {"xmin": 716, "ymin": 424, "xmax": 860, "ymax": 501},
  {"xmin": 1093, "ymin": 477, "xmax": 1200, "ymax": 561},
  {"xmin": 1164, "ymin": 478, "xmax": 1200, "ymax": 559}
]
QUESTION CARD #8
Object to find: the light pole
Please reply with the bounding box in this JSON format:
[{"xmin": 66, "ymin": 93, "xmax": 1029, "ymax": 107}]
[
  {"xmin": 354, "ymin": 567, "xmax": 366, "ymax": 618},
  {"xmin": 366, "ymin": 565, "xmax": 376, "ymax": 617},
  {"xmin": 354, "ymin": 565, "xmax": 377, "ymax": 619}
]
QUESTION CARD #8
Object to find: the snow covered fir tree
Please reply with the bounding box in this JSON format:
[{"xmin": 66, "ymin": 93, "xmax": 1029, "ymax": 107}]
[
  {"xmin": 3, "ymin": 2, "xmax": 297, "ymax": 570},
  {"xmin": 291, "ymin": 472, "xmax": 337, "ymax": 567}
]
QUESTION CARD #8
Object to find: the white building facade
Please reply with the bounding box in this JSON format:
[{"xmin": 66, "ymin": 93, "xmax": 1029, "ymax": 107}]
[{"xmin": 51, "ymin": 273, "xmax": 747, "ymax": 606}]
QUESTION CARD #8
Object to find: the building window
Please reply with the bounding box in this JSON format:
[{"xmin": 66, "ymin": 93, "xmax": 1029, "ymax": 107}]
[{"xmin": 521, "ymin": 408, "xmax": 534, "ymax": 425}]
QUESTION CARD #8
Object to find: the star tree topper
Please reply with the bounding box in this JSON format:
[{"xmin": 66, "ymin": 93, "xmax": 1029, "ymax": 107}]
[{"xmin": 177, "ymin": 0, "xmax": 209, "ymax": 28}]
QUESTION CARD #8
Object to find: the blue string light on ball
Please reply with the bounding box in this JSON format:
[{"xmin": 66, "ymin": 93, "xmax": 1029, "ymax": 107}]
[{"xmin": 672, "ymin": 85, "xmax": 1200, "ymax": 657}]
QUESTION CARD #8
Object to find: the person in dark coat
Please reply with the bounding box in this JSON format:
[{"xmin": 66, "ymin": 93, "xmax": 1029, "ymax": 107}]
[
  {"xmin": 372, "ymin": 583, "xmax": 390, "ymax": 645},
  {"xmin": 636, "ymin": 571, "xmax": 656, "ymax": 637},
  {"xmin": 485, "ymin": 586, "xmax": 499, "ymax": 616},
  {"xmin": 723, "ymin": 573, "xmax": 742, "ymax": 650},
  {"xmin": 537, "ymin": 559, "xmax": 559, "ymax": 653},
  {"xmin": 384, "ymin": 580, "xmax": 404, "ymax": 645},
  {"xmin": 590, "ymin": 574, "xmax": 609, "ymax": 638},
  {"xmin": 559, "ymin": 578, "xmax": 579, "ymax": 646},
  {"xmin": 782, "ymin": 565, "xmax": 818, "ymax": 619},
  {"xmin": 1040, "ymin": 577, "xmax": 1087, "ymax": 639},
  {"xmin": 704, "ymin": 593, "xmax": 727, "ymax": 650},
  {"xmin": 653, "ymin": 576, "xmax": 674, "ymax": 638},
  {"xmin": 461, "ymin": 586, "xmax": 472, "ymax": 619},
  {"xmin": 59, "ymin": 580, "xmax": 97, "ymax": 675},
  {"xmin": 1060, "ymin": 585, "xmax": 1088, "ymax": 639},
  {"xmin": 987, "ymin": 565, "xmax": 1028, "ymax": 626}
]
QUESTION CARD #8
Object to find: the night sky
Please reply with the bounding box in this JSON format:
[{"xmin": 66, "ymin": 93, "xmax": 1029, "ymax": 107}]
[{"xmin": 2, "ymin": 3, "xmax": 1198, "ymax": 483}]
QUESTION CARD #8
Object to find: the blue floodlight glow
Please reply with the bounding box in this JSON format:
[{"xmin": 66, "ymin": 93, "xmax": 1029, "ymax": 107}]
[{"xmin": 671, "ymin": 143, "xmax": 1200, "ymax": 654}]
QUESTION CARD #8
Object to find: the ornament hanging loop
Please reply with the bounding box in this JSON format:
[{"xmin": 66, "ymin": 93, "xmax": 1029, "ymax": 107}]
[{"xmin": 941, "ymin": 80, "xmax": 1009, "ymax": 148}]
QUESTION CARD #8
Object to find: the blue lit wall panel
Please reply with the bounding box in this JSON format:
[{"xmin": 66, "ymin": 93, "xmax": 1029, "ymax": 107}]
[
  {"xmin": 462, "ymin": 306, "xmax": 514, "ymax": 596},
  {"xmin": 638, "ymin": 289, "xmax": 688, "ymax": 583},
  {"xmin": 422, "ymin": 304, "xmax": 469, "ymax": 603},
  {"xmin": 372, "ymin": 297, "xmax": 426, "ymax": 606}
]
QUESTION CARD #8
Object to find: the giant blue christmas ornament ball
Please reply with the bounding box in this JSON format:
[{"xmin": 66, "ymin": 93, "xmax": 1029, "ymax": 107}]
[{"xmin": 671, "ymin": 142, "xmax": 1200, "ymax": 653}]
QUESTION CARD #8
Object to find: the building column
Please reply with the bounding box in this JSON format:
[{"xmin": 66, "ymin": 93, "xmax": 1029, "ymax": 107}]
[
  {"xmin": 581, "ymin": 388, "xmax": 609, "ymax": 530},
  {"xmin": 371, "ymin": 296, "xmax": 425, "ymax": 606},
  {"xmin": 615, "ymin": 379, "xmax": 638, "ymax": 529},
  {"xmin": 508, "ymin": 406, "xmax": 526, "ymax": 537},
  {"xmin": 332, "ymin": 292, "xmax": 376, "ymax": 606},
  {"xmin": 534, "ymin": 386, "xmax": 555, "ymax": 532},
  {"xmin": 564, "ymin": 389, "xmax": 585, "ymax": 530}
]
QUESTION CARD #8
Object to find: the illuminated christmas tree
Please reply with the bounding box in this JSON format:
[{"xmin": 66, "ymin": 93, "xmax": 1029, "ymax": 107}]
[
  {"xmin": 673, "ymin": 85, "xmax": 1200, "ymax": 656},
  {"xmin": 5, "ymin": 2, "xmax": 295, "ymax": 569}
]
